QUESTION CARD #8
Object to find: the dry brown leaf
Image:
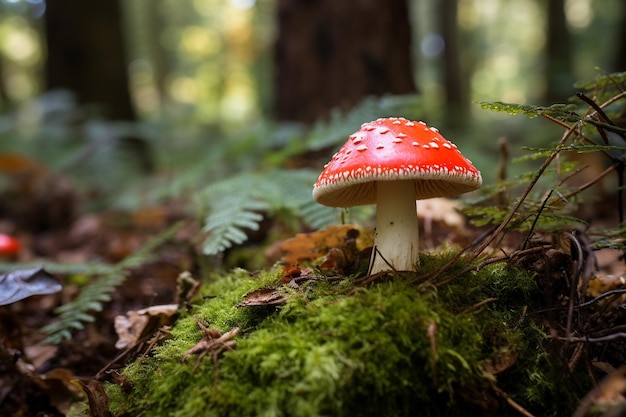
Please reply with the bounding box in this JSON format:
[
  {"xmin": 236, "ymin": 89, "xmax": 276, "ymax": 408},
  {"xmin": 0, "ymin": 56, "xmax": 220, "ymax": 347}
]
[
  {"xmin": 237, "ymin": 287, "xmax": 288, "ymax": 307},
  {"xmin": 573, "ymin": 365, "xmax": 626, "ymax": 417},
  {"xmin": 76, "ymin": 379, "xmax": 113, "ymax": 417},
  {"xmin": 279, "ymin": 224, "xmax": 373, "ymax": 266},
  {"xmin": 114, "ymin": 304, "xmax": 178, "ymax": 350}
]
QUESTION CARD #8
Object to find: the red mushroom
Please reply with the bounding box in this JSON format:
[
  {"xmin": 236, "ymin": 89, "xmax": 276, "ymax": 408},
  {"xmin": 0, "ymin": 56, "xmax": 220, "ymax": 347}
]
[
  {"xmin": 0, "ymin": 233, "xmax": 20, "ymax": 261},
  {"xmin": 312, "ymin": 117, "xmax": 482, "ymax": 274}
]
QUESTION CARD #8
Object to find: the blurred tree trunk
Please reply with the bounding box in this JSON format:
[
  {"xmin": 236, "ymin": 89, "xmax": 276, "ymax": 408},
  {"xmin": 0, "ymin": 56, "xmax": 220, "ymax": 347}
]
[
  {"xmin": 614, "ymin": 6, "xmax": 626, "ymax": 71},
  {"xmin": 439, "ymin": 0, "xmax": 468, "ymax": 127},
  {"xmin": 544, "ymin": 0, "xmax": 574, "ymax": 104},
  {"xmin": 44, "ymin": 0, "xmax": 135, "ymax": 120},
  {"xmin": 274, "ymin": 0, "xmax": 416, "ymax": 124}
]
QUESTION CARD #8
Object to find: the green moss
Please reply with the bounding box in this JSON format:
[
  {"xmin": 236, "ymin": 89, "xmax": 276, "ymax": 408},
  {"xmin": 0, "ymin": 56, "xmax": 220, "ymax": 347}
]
[{"xmin": 107, "ymin": 254, "xmax": 588, "ymax": 417}]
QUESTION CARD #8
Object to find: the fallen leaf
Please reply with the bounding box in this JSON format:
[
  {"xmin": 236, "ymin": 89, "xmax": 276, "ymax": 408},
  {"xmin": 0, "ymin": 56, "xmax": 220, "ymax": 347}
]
[
  {"xmin": 0, "ymin": 267, "xmax": 62, "ymax": 306},
  {"xmin": 106, "ymin": 369, "xmax": 133, "ymax": 394},
  {"xmin": 279, "ymin": 224, "xmax": 373, "ymax": 266},
  {"xmin": 114, "ymin": 304, "xmax": 178, "ymax": 349},
  {"xmin": 0, "ymin": 152, "xmax": 46, "ymax": 176},
  {"xmin": 280, "ymin": 265, "xmax": 301, "ymax": 283},
  {"xmin": 573, "ymin": 365, "xmax": 626, "ymax": 417},
  {"xmin": 40, "ymin": 368, "xmax": 83, "ymax": 413},
  {"xmin": 237, "ymin": 287, "xmax": 288, "ymax": 307},
  {"xmin": 76, "ymin": 379, "xmax": 113, "ymax": 417}
]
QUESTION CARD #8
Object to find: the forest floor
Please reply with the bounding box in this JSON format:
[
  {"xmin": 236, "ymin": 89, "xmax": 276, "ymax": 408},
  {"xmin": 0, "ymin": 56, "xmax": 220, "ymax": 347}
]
[{"xmin": 1, "ymin": 151, "xmax": 626, "ymax": 417}]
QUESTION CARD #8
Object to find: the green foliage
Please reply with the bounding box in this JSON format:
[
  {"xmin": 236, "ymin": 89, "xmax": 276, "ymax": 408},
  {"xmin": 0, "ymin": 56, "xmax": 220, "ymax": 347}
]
[
  {"xmin": 589, "ymin": 224, "xmax": 626, "ymax": 252},
  {"xmin": 574, "ymin": 71, "xmax": 626, "ymax": 105},
  {"xmin": 36, "ymin": 222, "xmax": 183, "ymax": 344},
  {"xmin": 107, "ymin": 254, "xmax": 586, "ymax": 417},
  {"xmin": 196, "ymin": 94, "xmax": 422, "ymax": 256},
  {"xmin": 0, "ymin": 92, "xmax": 421, "ymax": 259},
  {"xmin": 477, "ymin": 101, "xmax": 580, "ymax": 122},
  {"xmin": 301, "ymin": 94, "xmax": 423, "ymax": 153},
  {"xmin": 197, "ymin": 168, "xmax": 339, "ymax": 256},
  {"xmin": 471, "ymin": 73, "xmax": 626, "ymax": 241}
]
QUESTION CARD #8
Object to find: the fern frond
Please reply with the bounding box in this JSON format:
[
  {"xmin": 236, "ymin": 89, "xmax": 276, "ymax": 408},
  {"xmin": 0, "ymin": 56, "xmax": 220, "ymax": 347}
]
[
  {"xmin": 478, "ymin": 101, "xmax": 580, "ymax": 122},
  {"xmin": 40, "ymin": 222, "xmax": 183, "ymax": 345},
  {"xmin": 198, "ymin": 169, "xmax": 341, "ymax": 255},
  {"xmin": 269, "ymin": 168, "xmax": 340, "ymax": 229},
  {"xmin": 574, "ymin": 71, "xmax": 626, "ymax": 92},
  {"xmin": 199, "ymin": 173, "xmax": 273, "ymax": 255}
]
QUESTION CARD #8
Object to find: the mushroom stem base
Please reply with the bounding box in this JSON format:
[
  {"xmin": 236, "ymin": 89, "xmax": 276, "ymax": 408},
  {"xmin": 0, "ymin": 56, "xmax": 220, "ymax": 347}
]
[{"xmin": 369, "ymin": 180, "xmax": 420, "ymax": 274}]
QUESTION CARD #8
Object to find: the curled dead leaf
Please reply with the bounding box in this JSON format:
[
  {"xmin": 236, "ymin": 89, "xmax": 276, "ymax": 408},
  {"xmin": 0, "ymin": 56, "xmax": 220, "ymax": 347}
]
[
  {"xmin": 76, "ymin": 379, "xmax": 113, "ymax": 417},
  {"xmin": 279, "ymin": 224, "xmax": 373, "ymax": 266},
  {"xmin": 236, "ymin": 287, "xmax": 288, "ymax": 307},
  {"xmin": 114, "ymin": 304, "xmax": 178, "ymax": 350}
]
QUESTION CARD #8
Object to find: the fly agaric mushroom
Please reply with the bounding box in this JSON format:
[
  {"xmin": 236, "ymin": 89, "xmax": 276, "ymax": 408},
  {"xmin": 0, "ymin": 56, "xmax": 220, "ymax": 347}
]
[{"xmin": 312, "ymin": 117, "xmax": 482, "ymax": 274}]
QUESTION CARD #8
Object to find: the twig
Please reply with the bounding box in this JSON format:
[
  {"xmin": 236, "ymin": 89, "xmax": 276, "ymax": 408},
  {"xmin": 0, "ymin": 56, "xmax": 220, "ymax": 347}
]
[
  {"xmin": 491, "ymin": 383, "xmax": 537, "ymax": 417},
  {"xmin": 564, "ymin": 232, "xmax": 584, "ymax": 346},
  {"xmin": 549, "ymin": 332, "xmax": 626, "ymax": 343},
  {"xmin": 468, "ymin": 114, "xmax": 578, "ymax": 261},
  {"xmin": 460, "ymin": 297, "xmax": 497, "ymax": 314},
  {"xmin": 558, "ymin": 161, "xmax": 619, "ymax": 201}
]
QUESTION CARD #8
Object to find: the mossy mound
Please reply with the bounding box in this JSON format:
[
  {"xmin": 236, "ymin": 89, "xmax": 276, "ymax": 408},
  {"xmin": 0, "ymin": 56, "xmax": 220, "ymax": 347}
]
[{"xmin": 107, "ymin": 254, "xmax": 589, "ymax": 416}]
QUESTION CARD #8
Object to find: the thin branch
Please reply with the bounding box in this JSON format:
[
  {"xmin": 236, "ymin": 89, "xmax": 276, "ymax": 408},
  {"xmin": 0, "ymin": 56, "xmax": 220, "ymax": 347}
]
[
  {"xmin": 491, "ymin": 383, "xmax": 537, "ymax": 417},
  {"xmin": 550, "ymin": 332, "xmax": 626, "ymax": 343}
]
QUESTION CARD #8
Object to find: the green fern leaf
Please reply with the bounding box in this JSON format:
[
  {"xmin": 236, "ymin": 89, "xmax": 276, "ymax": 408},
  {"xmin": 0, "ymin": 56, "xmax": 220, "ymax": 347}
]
[
  {"xmin": 269, "ymin": 168, "xmax": 340, "ymax": 229},
  {"xmin": 40, "ymin": 222, "xmax": 183, "ymax": 345},
  {"xmin": 199, "ymin": 168, "xmax": 342, "ymax": 255},
  {"xmin": 199, "ymin": 173, "xmax": 274, "ymax": 255},
  {"xmin": 573, "ymin": 71, "xmax": 626, "ymax": 91},
  {"xmin": 478, "ymin": 101, "xmax": 580, "ymax": 122}
]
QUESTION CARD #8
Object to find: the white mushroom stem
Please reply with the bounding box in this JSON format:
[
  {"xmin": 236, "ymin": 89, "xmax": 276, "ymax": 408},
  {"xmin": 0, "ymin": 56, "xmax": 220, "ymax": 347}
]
[{"xmin": 368, "ymin": 180, "xmax": 420, "ymax": 274}]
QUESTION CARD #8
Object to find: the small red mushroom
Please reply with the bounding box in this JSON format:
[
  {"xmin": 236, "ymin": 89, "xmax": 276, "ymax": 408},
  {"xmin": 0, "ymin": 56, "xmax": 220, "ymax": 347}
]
[
  {"xmin": 0, "ymin": 233, "xmax": 20, "ymax": 261},
  {"xmin": 312, "ymin": 117, "xmax": 482, "ymax": 274}
]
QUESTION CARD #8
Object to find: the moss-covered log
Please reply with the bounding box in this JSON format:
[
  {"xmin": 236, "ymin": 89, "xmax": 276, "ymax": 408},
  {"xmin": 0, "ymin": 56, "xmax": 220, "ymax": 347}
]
[{"xmin": 106, "ymin": 254, "xmax": 589, "ymax": 417}]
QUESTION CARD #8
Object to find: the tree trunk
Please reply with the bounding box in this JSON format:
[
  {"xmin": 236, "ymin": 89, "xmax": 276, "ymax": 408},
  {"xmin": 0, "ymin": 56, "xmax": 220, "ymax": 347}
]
[
  {"xmin": 44, "ymin": 0, "xmax": 135, "ymax": 120},
  {"xmin": 614, "ymin": 5, "xmax": 626, "ymax": 71},
  {"xmin": 439, "ymin": 0, "xmax": 468, "ymax": 127},
  {"xmin": 544, "ymin": 0, "xmax": 574, "ymax": 104},
  {"xmin": 274, "ymin": 0, "xmax": 416, "ymax": 124}
]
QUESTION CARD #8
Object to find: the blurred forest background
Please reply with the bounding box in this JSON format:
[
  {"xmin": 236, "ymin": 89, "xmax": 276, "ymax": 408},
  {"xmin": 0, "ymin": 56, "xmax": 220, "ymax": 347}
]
[
  {"xmin": 0, "ymin": 0, "xmax": 623, "ymax": 253},
  {"xmin": 0, "ymin": 0, "xmax": 621, "ymax": 122}
]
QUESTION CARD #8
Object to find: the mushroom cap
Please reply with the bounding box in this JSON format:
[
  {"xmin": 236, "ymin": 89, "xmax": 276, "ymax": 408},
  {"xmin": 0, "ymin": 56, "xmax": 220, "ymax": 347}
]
[{"xmin": 312, "ymin": 117, "xmax": 482, "ymax": 208}]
